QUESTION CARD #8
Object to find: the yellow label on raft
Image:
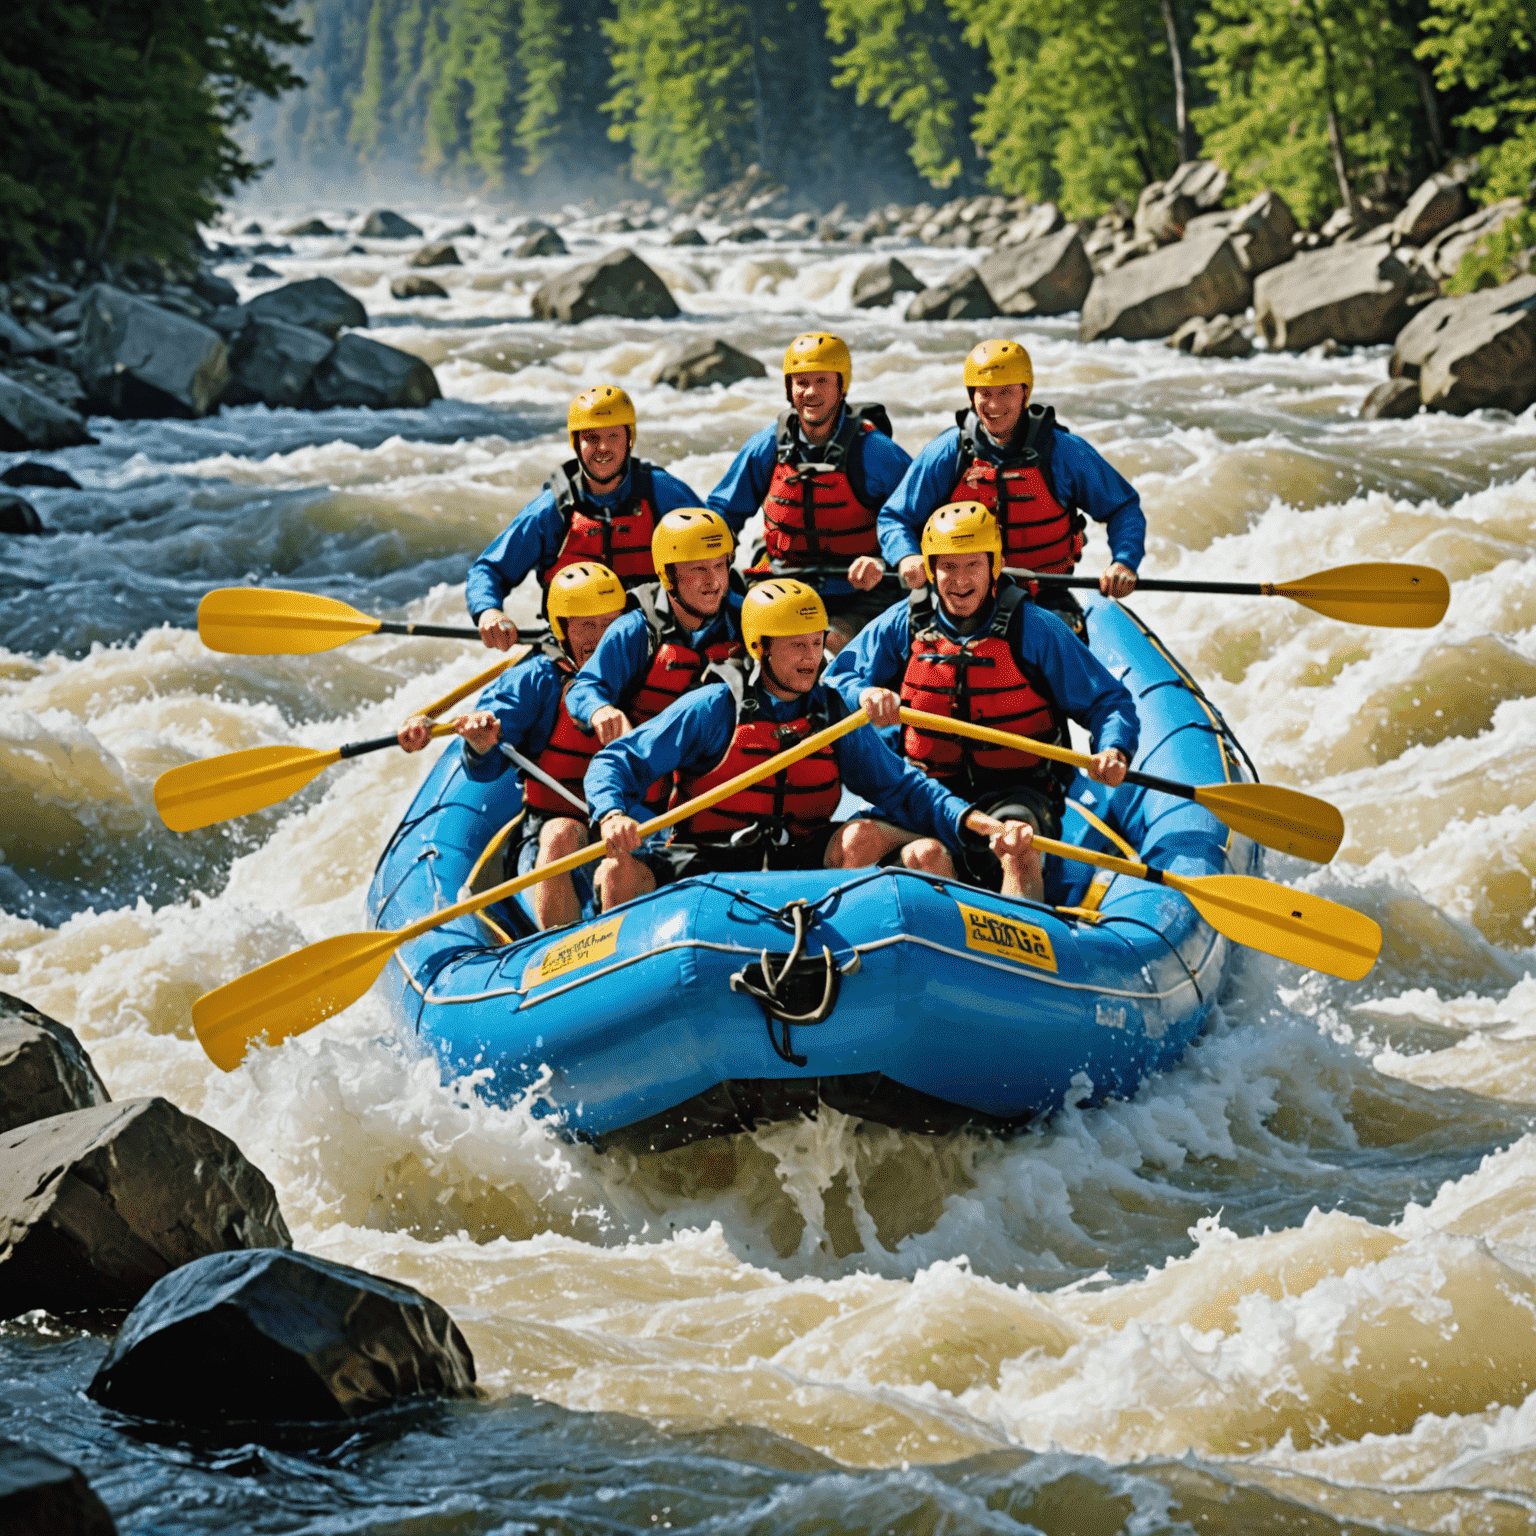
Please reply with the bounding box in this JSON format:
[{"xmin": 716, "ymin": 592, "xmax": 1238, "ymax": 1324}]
[
  {"xmin": 523, "ymin": 915, "xmax": 624, "ymax": 989},
  {"xmin": 955, "ymin": 901, "xmax": 1057, "ymax": 972}
]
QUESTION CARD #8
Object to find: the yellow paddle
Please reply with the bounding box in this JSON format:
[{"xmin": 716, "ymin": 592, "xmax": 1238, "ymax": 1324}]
[
  {"xmin": 897, "ymin": 708, "xmax": 1343, "ymax": 863},
  {"xmin": 192, "ymin": 709, "xmax": 874, "ymax": 1070},
  {"xmin": 1005, "ymin": 562, "xmax": 1450, "ymax": 628}
]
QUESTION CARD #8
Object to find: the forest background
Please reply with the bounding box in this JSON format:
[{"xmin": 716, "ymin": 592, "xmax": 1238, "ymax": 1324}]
[{"xmin": 1, "ymin": 0, "xmax": 1533, "ymax": 275}]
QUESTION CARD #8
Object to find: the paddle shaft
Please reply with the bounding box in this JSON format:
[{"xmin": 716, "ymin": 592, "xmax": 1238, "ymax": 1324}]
[
  {"xmin": 499, "ymin": 741, "xmax": 589, "ymax": 815},
  {"xmin": 1003, "ymin": 567, "xmax": 1264, "ymax": 596},
  {"xmin": 378, "ymin": 619, "xmax": 552, "ymax": 642},
  {"xmin": 340, "ymin": 720, "xmax": 459, "ymax": 759}
]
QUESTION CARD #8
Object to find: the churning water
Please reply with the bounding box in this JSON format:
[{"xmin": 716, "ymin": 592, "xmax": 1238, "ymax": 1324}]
[{"xmin": 3, "ymin": 209, "xmax": 1536, "ymax": 1533}]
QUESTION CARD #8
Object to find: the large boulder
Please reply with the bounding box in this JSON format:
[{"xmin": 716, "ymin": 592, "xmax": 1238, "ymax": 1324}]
[
  {"xmin": 0, "ymin": 993, "xmax": 109, "ymax": 1135},
  {"xmin": 245, "ymin": 276, "xmax": 366, "ymax": 339},
  {"xmin": 1416, "ymin": 198, "xmax": 1527, "ymax": 282},
  {"xmin": 1391, "ymin": 172, "xmax": 1472, "ymax": 246},
  {"xmin": 225, "ymin": 316, "xmax": 334, "ymax": 409},
  {"xmin": 531, "ymin": 248, "xmax": 680, "ymax": 323},
  {"xmin": 1389, "ymin": 276, "xmax": 1536, "ymax": 415},
  {"xmin": 1254, "ymin": 244, "xmax": 1419, "ymax": 350},
  {"xmin": 1080, "ymin": 230, "xmax": 1250, "ymax": 342},
  {"xmin": 1184, "ymin": 190, "xmax": 1297, "ymax": 276},
  {"xmin": 303, "ymin": 333, "xmax": 441, "ymax": 410},
  {"xmin": 88, "ymin": 1248, "xmax": 476, "ymax": 1423},
  {"xmin": 0, "ymin": 1097, "xmax": 290, "ymax": 1318},
  {"xmin": 0, "ymin": 1440, "xmax": 116, "ymax": 1535},
  {"xmin": 516, "ymin": 227, "xmax": 567, "ymax": 258},
  {"xmin": 73, "ymin": 284, "xmax": 229, "ymax": 418},
  {"xmin": 906, "ymin": 265, "xmax": 997, "ymax": 321},
  {"xmin": 0, "ymin": 375, "xmax": 92, "ymax": 450},
  {"xmin": 851, "ymin": 256, "xmax": 923, "ymax": 309},
  {"xmin": 0, "ymin": 494, "xmax": 43, "ymax": 535},
  {"xmin": 977, "ymin": 227, "xmax": 1092, "ymax": 316},
  {"xmin": 653, "ymin": 335, "xmax": 765, "ymax": 391},
  {"xmin": 359, "ymin": 209, "xmax": 423, "ymax": 239},
  {"xmin": 409, "ymin": 240, "xmax": 461, "ymax": 268}
]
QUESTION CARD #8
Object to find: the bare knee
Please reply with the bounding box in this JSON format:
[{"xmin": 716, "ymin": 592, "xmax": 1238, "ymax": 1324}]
[
  {"xmin": 900, "ymin": 837, "xmax": 953, "ymax": 875},
  {"xmin": 538, "ymin": 817, "xmax": 587, "ymax": 862},
  {"xmin": 827, "ymin": 819, "xmax": 888, "ymax": 868},
  {"xmin": 595, "ymin": 852, "xmax": 653, "ymax": 909}
]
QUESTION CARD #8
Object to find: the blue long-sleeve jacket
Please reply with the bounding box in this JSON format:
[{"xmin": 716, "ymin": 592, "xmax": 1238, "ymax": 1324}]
[
  {"xmin": 458, "ymin": 652, "xmax": 568, "ymax": 784},
  {"xmin": 824, "ymin": 587, "xmax": 1140, "ymax": 762},
  {"xmin": 878, "ymin": 420, "xmax": 1146, "ymax": 572},
  {"xmin": 585, "ymin": 680, "xmax": 973, "ymax": 851},
  {"xmin": 565, "ymin": 589, "xmax": 744, "ymax": 730},
  {"xmin": 465, "ymin": 461, "xmax": 704, "ymax": 620}
]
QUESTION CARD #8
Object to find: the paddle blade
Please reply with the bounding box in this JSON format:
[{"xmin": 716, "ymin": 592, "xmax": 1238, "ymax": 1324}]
[
  {"xmin": 1274, "ymin": 564, "xmax": 1449, "ymax": 628},
  {"xmin": 194, "ymin": 930, "xmax": 400, "ymax": 1071},
  {"xmin": 154, "ymin": 745, "xmax": 340, "ymax": 832},
  {"xmin": 1191, "ymin": 782, "xmax": 1344, "ymax": 864},
  {"xmin": 1167, "ymin": 872, "xmax": 1381, "ymax": 980},
  {"xmin": 198, "ymin": 588, "xmax": 382, "ymax": 654}
]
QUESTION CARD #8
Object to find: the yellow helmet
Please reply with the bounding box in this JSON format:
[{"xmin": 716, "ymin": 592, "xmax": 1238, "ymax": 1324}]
[
  {"xmin": 782, "ymin": 332, "xmax": 852, "ymax": 398},
  {"xmin": 651, "ymin": 509, "xmax": 735, "ymax": 588},
  {"xmin": 568, "ymin": 384, "xmax": 637, "ymax": 453},
  {"xmin": 546, "ymin": 560, "xmax": 625, "ymax": 644},
  {"xmin": 740, "ymin": 579, "xmax": 827, "ymax": 661},
  {"xmin": 963, "ymin": 338, "xmax": 1034, "ymax": 390},
  {"xmin": 922, "ymin": 501, "xmax": 1004, "ymax": 581}
]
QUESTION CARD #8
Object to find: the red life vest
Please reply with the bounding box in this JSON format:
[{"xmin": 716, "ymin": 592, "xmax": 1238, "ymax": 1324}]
[
  {"xmin": 760, "ymin": 406, "xmax": 885, "ymax": 565},
  {"xmin": 899, "ymin": 585, "xmax": 1067, "ymax": 789},
  {"xmin": 523, "ymin": 648, "xmax": 597, "ymax": 815},
  {"xmin": 676, "ymin": 678, "xmax": 843, "ymax": 842},
  {"xmin": 539, "ymin": 458, "xmax": 660, "ymax": 590},
  {"xmin": 621, "ymin": 584, "xmax": 746, "ymax": 724},
  {"xmin": 949, "ymin": 405, "xmax": 1086, "ymax": 575}
]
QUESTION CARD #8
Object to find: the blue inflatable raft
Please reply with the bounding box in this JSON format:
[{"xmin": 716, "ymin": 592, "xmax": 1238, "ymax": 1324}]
[{"xmin": 366, "ymin": 597, "xmax": 1262, "ymax": 1150}]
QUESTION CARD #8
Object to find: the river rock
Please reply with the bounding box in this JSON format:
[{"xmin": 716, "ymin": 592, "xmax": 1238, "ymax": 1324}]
[
  {"xmin": 653, "ymin": 335, "xmax": 765, "ymax": 391},
  {"xmin": 1134, "ymin": 184, "xmax": 1196, "ymax": 245},
  {"xmin": 977, "ymin": 227, "xmax": 1092, "ymax": 316},
  {"xmin": 360, "ymin": 209, "xmax": 422, "ymax": 239},
  {"xmin": 0, "ymin": 1440, "xmax": 117, "ymax": 1535},
  {"xmin": 303, "ymin": 333, "xmax": 441, "ymax": 410},
  {"xmin": 0, "ymin": 375, "xmax": 93, "ymax": 450},
  {"xmin": 0, "ymin": 312, "xmax": 55, "ymax": 359},
  {"xmin": 1185, "ymin": 190, "xmax": 1297, "ymax": 277},
  {"xmin": 1391, "ymin": 172, "xmax": 1472, "ymax": 246},
  {"xmin": 410, "ymin": 240, "xmax": 461, "ymax": 268},
  {"xmin": 390, "ymin": 274, "xmax": 448, "ymax": 299},
  {"xmin": 1166, "ymin": 314, "xmax": 1254, "ymax": 358},
  {"xmin": 440, "ymin": 221, "xmax": 476, "ymax": 239},
  {"xmin": 225, "ymin": 316, "xmax": 334, "ymax": 408},
  {"xmin": 283, "ymin": 217, "xmax": 333, "ymax": 237},
  {"xmin": 73, "ymin": 285, "xmax": 229, "ymax": 418},
  {"xmin": 1390, "ymin": 275, "xmax": 1536, "ymax": 415},
  {"xmin": 191, "ymin": 270, "xmax": 239, "ymax": 309},
  {"xmin": 0, "ymin": 494, "xmax": 42, "ymax": 535},
  {"xmin": 88, "ymin": 1248, "xmax": 476, "ymax": 1423},
  {"xmin": 516, "ymin": 227, "xmax": 566, "ymax": 258},
  {"xmin": 999, "ymin": 202, "xmax": 1065, "ymax": 247},
  {"xmin": 1164, "ymin": 159, "xmax": 1230, "ymax": 210},
  {"xmin": 851, "ymin": 256, "xmax": 923, "ymax": 309},
  {"xmin": 246, "ymin": 260, "xmax": 279, "ymax": 279},
  {"xmin": 1080, "ymin": 230, "xmax": 1250, "ymax": 342},
  {"xmin": 1, "ymin": 462, "xmax": 81, "ymax": 489},
  {"xmin": 0, "ymin": 993, "xmax": 109, "ymax": 1135},
  {"xmin": 1254, "ymin": 244, "xmax": 1418, "ymax": 350},
  {"xmin": 0, "ymin": 1097, "xmax": 290, "ymax": 1318},
  {"xmin": 666, "ymin": 227, "xmax": 706, "ymax": 247},
  {"xmin": 1360, "ymin": 377, "xmax": 1421, "ymax": 419},
  {"xmin": 1416, "ymin": 198, "xmax": 1526, "ymax": 282},
  {"xmin": 245, "ymin": 276, "xmax": 366, "ymax": 339},
  {"xmin": 530, "ymin": 248, "xmax": 680, "ymax": 323},
  {"xmin": 906, "ymin": 266, "xmax": 997, "ymax": 321}
]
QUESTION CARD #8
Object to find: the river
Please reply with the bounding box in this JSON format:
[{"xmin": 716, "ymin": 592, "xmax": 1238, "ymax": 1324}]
[{"xmin": 3, "ymin": 207, "xmax": 1536, "ymax": 1533}]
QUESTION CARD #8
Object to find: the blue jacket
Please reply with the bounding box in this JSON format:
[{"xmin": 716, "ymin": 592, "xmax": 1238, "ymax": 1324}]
[
  {"xmin": 458, "ymin": 651, "xmax": 568, "ymax": 785},
  {"xmin": 465, "ymin": 460, "xmax": 704, "ymax": 620},
  {"xmin": 585, "ymin": 680, "xmax": 973, "ymax": 851},
  {"xmin": 878, "ymin": 419, "xmax": 1146, "ymax": 572},
  {"xmin": 824, "ymin": 585, "xmax": 1140, "ymax": 762},
  {"xmin": 565, "ymin": 588, "xmax": 745, "ymax": 730}
]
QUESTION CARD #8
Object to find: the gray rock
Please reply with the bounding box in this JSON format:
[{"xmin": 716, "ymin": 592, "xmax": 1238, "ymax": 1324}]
[
  {"xmin": 439, "ymin": 221, "xmax": 476, "ymax": 238},
  {"xmin": 1080, "ymin": 230, "xmax": 1250, "ymax": 342},
  {"xmin": 653, "ymin": 335, "xmax": 766, "ymax": 391},
  {"xmin": 511, "ymin": 217, "xmax": 556, "ymax": 238},
  {"xmin": 666, "ymin": 227, "xmax": 706, "ymax": 247},
  {"xmin": 245, "ymin": 276, "xmax": 366, "ymax": 339},
  {"xmin": 0, "ymin": 312, "xmax": 53, "ymax": 358},
  {"xmin": 1391, "ymin": 173, "xmax": 1471, "ymax": 246},
  {"xmin": 409, "ymin": 240, "xmax": 461, "ymax": 268},
  {"xmin": 246, "ymin": 261, "xmax": 280, "ymax": 279},
  {"xmin": 1388, "ymin": 275, "xmax": 1536, "ymax": 415},
  {"xmin": 224, "ymin": 316, "xmax": 334, "ymax": 408},
  {"xmin": 530, "ymin": 248, "xmax": 680, "ymax": 324},
  {"xmin": 516, "ymin": 227, "xmax": 567, "ymax": 258},
  {"xmin": 0, "ymin": 993, "xmax": 109, "ymax": 1135},
  {"xmin": 1134, "ymin": 184, "xmax": 1197, "ymax": 245},
  {"xmin": 390, "ymin": 274, "xmax": 448, "ymax": 300},
  {"xmin": 3, "ymin": 358, "xmax": 86, "ymax": 411},
  {"xmin": 1166, "ymin": 314, "xmax": 1254, "ymax": 358},
  {"xmin": 851, "ymin": 256, "xmax": 923, "ymax": 309},
  {"xmin": 0, "ymin": 375, "xmax": 92, "ymax": 450},
  {"xmin": 1254, "ymin": 244, "xmax": 1419, "ymax": 350},
  {"xmin": 1360, "ymin": 377, "xmax": 1421, "ymax": 419},
  {"xmin": 283, "ymin": 217, "xmax": 333, "ymax": 237},
  {"xmin": 0, "ymin": 494, "xmax": 42, "ymax": 535},
  {"xmin": 359, "ymin": 209, "xmax": 423, "ymax": 239},
  {"xmin": 240, "ymin": 221, "xmax": 263, "ymax": 236},
  {"xmin": 0, "ymin": 1097, "xmax": 291, "ymax": 1318},
  {"xmin": 1185, "ymin": 190, "xmax": 1298, "ymax": 276},
  {"xmin": 45, "ymin": 294, "xmax": 86, "ymax": 331},
  {"xmin": 0, "ymin": 1439, "xmax": 117, "ymax": 1535},
  {"xmin": 720, "ymin": 222, "xmax": 766, "ymax": 243},
  {"xmin": 906, "ymin": 266, "xmax": 997, "ymax": 322},
  {"xmin": 73, "ymin": 285, "xmax": 229, "ymax": 417},
  {"xmin": 303, "ymin": 333, "xmax": 441, "ymax": 410},
  {"xmin": 205, "ymin": 305, "xmax": 250, "ymax": 338},
  {"xmin": 999, "ymin": 202, "xmax": 1065, "ymax": 247},
  {"xmin": 1164, "ymin": 159, "xmax": 1230, "ymax": 210},
  {"xmin": 88, "ymin": 1247, "xmax": 476, "ymax": 1424},
  {"xmin": 1, "ymin": 462, "xmax": 80, "ymax": 489},
  {"xmin": 1417, "ymin": 198, "xmax": 1527, "ymax": 282},
  {"xmin": 192, "ymin": 271, "xmax": 239, "ymax": 309},
  {"xmin": 977, "ymin": 227, "xmax": 1092, "ymax": 316}
]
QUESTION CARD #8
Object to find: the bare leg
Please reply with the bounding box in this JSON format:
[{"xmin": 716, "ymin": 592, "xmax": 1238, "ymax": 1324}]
[
  {"xmin": 825, "ymin": 818, "xmax": 922, "ymax": 869},
  {"xmin": 594, "ymin": 851, "xmax": 657, "ymax": 911},
  {"xmin": 531, "ymin": 817, "xmax": 588, "ymax": 930},
  {"xmin": 898, "ymin": 837, "xmax": 957, "ymax": 877}
]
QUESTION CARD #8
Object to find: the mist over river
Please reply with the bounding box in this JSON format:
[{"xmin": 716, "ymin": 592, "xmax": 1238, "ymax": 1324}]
[{"xmin": 4, "ymin": 209, "xmax": 1536, "ymax": 1534}]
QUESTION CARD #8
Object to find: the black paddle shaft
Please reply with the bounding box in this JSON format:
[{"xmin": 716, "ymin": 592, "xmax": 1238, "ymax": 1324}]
[
  {"xmin": 338, "ymin": 733, "xmax": 405, "ymax": 760},
  {"xmin": 376, "ymin": 620, "xmax": 553, "ymax": 642},
  {"xmin": 1002, "ymin": 568, "xmax": 1268, "ymax": 597}
]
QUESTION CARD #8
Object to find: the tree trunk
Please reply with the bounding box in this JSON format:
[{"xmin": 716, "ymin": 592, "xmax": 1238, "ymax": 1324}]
[
  {"xmin": 747, "ymin": 6, "xmax": 768, "ymax": 175},
  {"xmin": 1415, "ymin": 61, "xmax": 1445, "ymax": 166},
  {"xmin": 1303, "ymin": 0, "xmax": 1358, "ymax": 218},
  {"xmin": 1159, "ymin": 0, "xmax": 1190, "ymax": 164}
]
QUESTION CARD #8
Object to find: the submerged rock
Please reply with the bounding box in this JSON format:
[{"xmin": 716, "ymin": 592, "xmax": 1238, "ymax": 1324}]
[
  {"xmin": 409, "ymin": 240, "xmax": 461, "ymax": 268},
  {"xmin": 1080, "ymin": 231, "xmax": 1250, "ymax": 342},
  {"xmin": 906, "ymin": 266, "xmax": 997, "ymax": 321},
  {"xmin": 851, "ymin": 256, "xmax": 923, "ymax": 309},
  {"xmin": 225, "ymin": 316, "xmax": 334, "ymax": 409},
  {"xmin": 1360, "ymin": 377, "xmax": 1421, "ymax": 419},
  {"xmin": 283, "ymin": 217, "xmax": 333, "ymax": 237},
  {"xmin": 0, "ymin": 993, "xmax": 109, "ymax": 1134},
  {"xmin": 360, "ymin": 209, "xmax": 423, "ymax": 239},
  {"xmin": 1166, "ymin": 314, "xmax": 1254, "ymax": 358},
  {"xmin": 245, "ymin": 277, "xmax": 366, "ymax": 339},
  {"xmin": 515, "ymin": 227, "xmax": 567, "ymax": 258},
  {"xmin": 977, "ymin": 227, "xmax": 1092, "ymax": 316},
  {"xmin": 0, "ymin": 462, "xmax": 81, "ymax": 490},
  {"xmin": 531, "ymin": 248, "xmax": 680, "ymax": 323},
  {"xmin": 0, "ymin": 375, "xmax": 93, "ymax": 451},
  {"xmin": 88, "ymin": 1248, "xmax": 477, "ymax": 1423},
  {"xmin": 0, "ymin": 493, "xmax": 42, "ymax": 536},
  {"xmin": 1254, "ymin": 245, "xmax": 1419, "ymax": 351},
  {"xmin": 303, "ymin": 333, "xmax": 441, "ymax": 410},
  {"xmin": 0, "ymin": 1439, "xmax": 116, "ymax": 1535},
  {"xmin": 74, "ymin": 284, "xmax": 229, "ymax": 418},
  {"xmin": 390, "ymin": 274, "xmax": 448, "ymax": 299},
  {"xmin": 653, "ymin": 335, "xmax": 766, "ymax": 391}
]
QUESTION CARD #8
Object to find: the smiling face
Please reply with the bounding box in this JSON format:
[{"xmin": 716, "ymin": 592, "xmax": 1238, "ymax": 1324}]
[
  {"xmin": 788, "ymin": 370, "xmax": 843, "ymax": 431},
  {"xmin": 565, "ymin": 608, "xmax": 622, "ymax": 669},
  {"xmin": 761, "ymin": 631, "xmax": 825, "ymax": 696},
  {"xmin": 934, "ymin": 552, "xmax": 994, "ymax": 621},
  {"xmin": 670, "ymin": 555, "xmax": 730, "ymax": 621},
  {"xmin": 971, "ymin": 383, "xmax": 1028, "ymax": 445},
  {"xmin": 576, "ymin": 424, "xmax": 631, "ymax": 486}
]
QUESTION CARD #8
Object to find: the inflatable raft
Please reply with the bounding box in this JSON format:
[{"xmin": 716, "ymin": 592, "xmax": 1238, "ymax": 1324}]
[{"xmin": 366, "ymin": 597, "xmax": 1261, "ymax": 1150}]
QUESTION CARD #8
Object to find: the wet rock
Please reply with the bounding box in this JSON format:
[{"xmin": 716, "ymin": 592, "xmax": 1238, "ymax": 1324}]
[
  {"xmin": 1184, "ymin": 190, "xmax": 1297, "ymax": 277},
  {"xmin": 906, "ymin": 266, "xmax": 997, "ymax": 321},
  {"xmin": 224, "ymin": 316, "xmax": 334, "ymax": 408},
  {"xmin": 240, "ymin": 221, "xmax": 263, "ymax": 236},
  {"xmin": 439, "ymin": 221, "xmax": 476, "ymax": 238},
  {"xmin": 3, "ymin": 358, "xmax": 87, "ymax": 411},
  {"xmin": 1389, "ymin": 275, "xmax": 1536, "ymax": 415},
  {"xmin": 1134, "ymin": 183, "xmax": 1196, "ymax": 245},
  {"xmin": 390, "ymin": 274, "xmax": 448, "ymax": 300},
  {"xmin": 246, "ymin": 261, "xmax": 279, "ymax": 279},
  {"xmin": 0, "ymin": 1097, "xmax": 291, "ymax": 1318},
  {"xmin": 409, "ymin": 240, "xmax": 461, "ymax": 268},
  {"xmin": 1, "ymin": 462, "xmax": 81, "ymax": 490},
  {"xmin": 0, "ymin": 993, "xmax": 109, "ymax": 1133},
  {"xmin": 191, "ymin": 271, "xmax": 239, "ymax": 309},
  {"xmin": 515, "ymin": 227, "xmax": 567, "ymax": 258},
  {"xmin": 1254, "ymin": 244, "xmax": 1419, "ymax": 351},
  {"xmin": 653, "ymin": 335, "xmax": 766, "ymax": 391},
  {"xmin": 205, "ymin": 305, "xmax": 250, "ymax": 339},
  {"xmin": 73, "ymin": 285, "xmax": 229, "ymax": 418},
  {"xmin": 720, "ymin": 222, "xmax": 766, "ymax": 243},
  {"xmin": 1416, "ymin": 198, "xmax": 1527, "ymax": 282},
  {"xmin": 1080, "ymin": 231, "xmax": 1250, "ymax": 342},
  {"xmin": 666, "ymin": 227, "xmax": 706, "ymax": 247},
  {"xmin": 1166, "ymin": 314, "xmax": 1254, "ymax": 358},
  {"xmin": 0, "ymin": 494, "xmax": 42, "ymax": 535},
  {"xmin": 511, "ymin": 217, "xmax": 556, "ymax": 238},
  {"xmin": 283, "ymin": 217, "xmax": 333, "ymax": 237},
  {"xmin": 88, "ymin": 1248, "xmax": 476, "ymax": 1423},
  {"xmin": 303, "ymin": 333, "xmax": 441, "ymax": 410},
  {"xmin": 0, "ymin": 1439, "xmax": 117, "ymax": 1535},
  {"xmin": 977, "ymin": 227, "xmax": 1092, "ymax": 316},
  {"xmin": 1391, "ymin": 172, "xmax": 1472, "ymax": 246},
  {"xmin": 998, "ymin": 202, "xmax": 1065, "ymax": 247},
  {"xmin": 0, "ymin": 312, "xmax": 56, "ymax": 359},
  {"xmin": 1360, "ymin": 377, "xmax": 1421, "ymax": 419},
  {"xmin": 359, "ymin": 209, "xmax": 423, "ymax": 239},
  {"xmin": 245, "ymin": 277, "xmax": 366, "ymax": 340},
  {"xmin": 0, "ymin": 375, "xmax": 93, "ymax": 450},
  {"xmin": 851, "ymin": 256, "xmax": 923, "ymax": 310},
  {"xmin": 530, "ymin": 248, "xmax": 680, "ymax": 324}
]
